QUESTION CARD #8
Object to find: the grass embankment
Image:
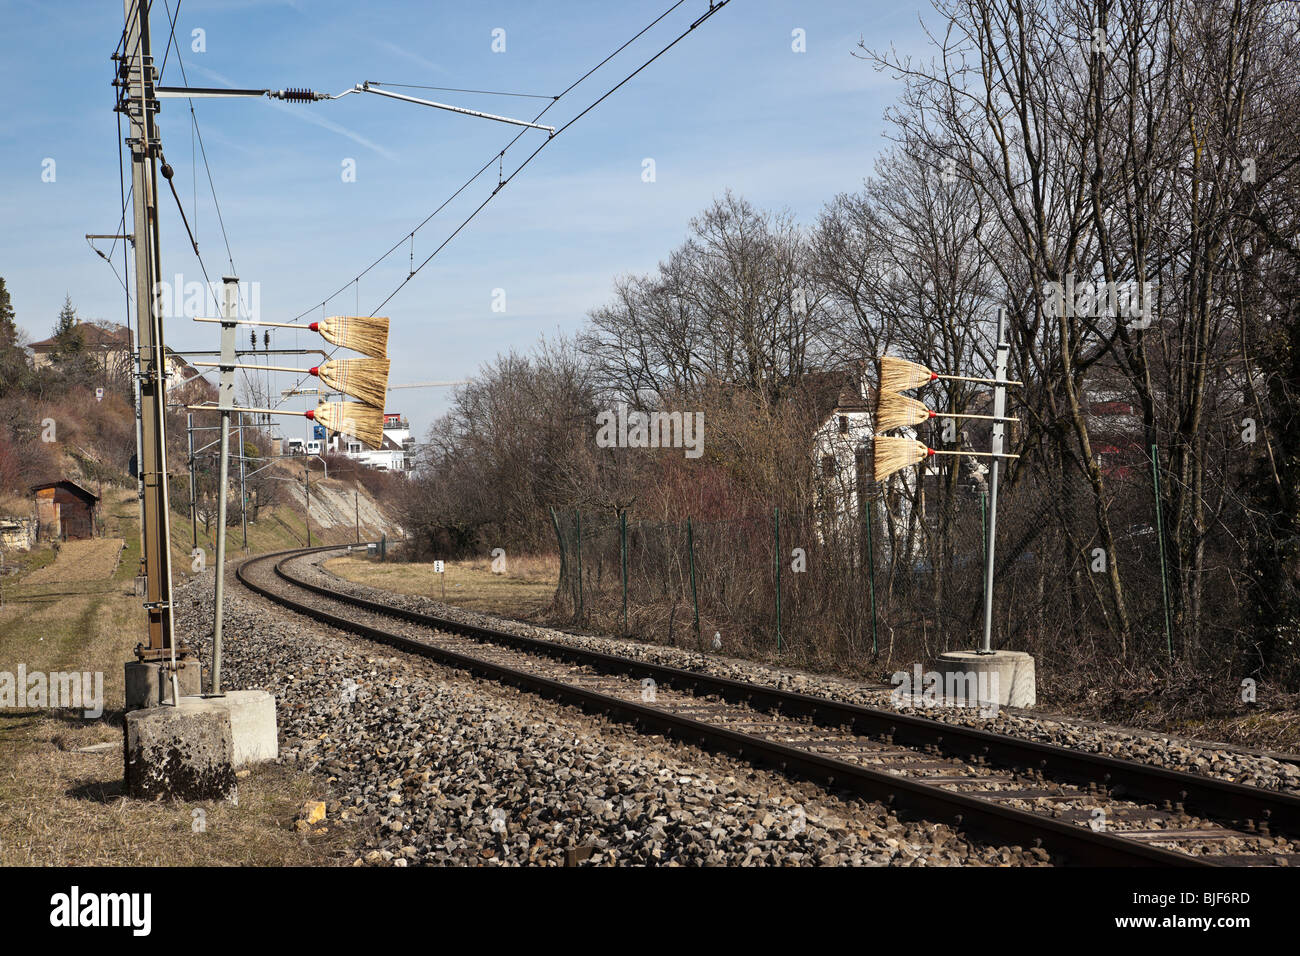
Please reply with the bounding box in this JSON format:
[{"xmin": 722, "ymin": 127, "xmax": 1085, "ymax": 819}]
[
  {"xmin": 322, "ymin": 553, "xmax": 559, "ymax": 618},
  {"xmin": 0, "ymin": 487, "xmax": 349, "ymax": 865}
]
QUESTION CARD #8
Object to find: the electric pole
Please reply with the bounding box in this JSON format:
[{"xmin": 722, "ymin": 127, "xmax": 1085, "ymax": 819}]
[
  {"xmin": 187, "ymin": 413, "xmax": 197, "ymax": 550},
  {"xmin": 118, "ymin": 0, "xmax": 193, "ymax": 700}
]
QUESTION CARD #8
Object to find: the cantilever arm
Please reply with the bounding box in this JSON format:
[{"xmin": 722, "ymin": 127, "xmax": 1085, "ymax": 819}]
[{"xmin": 357, "ymin": 82, "xmax": 555, "ymax": 133}]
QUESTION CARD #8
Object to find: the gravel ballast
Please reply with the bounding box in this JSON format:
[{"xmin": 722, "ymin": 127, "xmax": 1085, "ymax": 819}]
[
  {"xmin": 173, "ymin": 564, "xmax": 1050, "ymax": 866},
  {"xmin": 306, "ymin": 553, "xmax": 1300, "ymax": 795}
]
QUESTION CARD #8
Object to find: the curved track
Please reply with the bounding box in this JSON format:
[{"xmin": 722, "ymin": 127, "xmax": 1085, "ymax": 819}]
[{"xmin": 237, "ymin": 545, "xmax": 1300, "ymax": 867}]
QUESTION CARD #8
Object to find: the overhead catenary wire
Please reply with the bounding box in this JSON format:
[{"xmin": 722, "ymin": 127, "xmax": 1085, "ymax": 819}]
[
  {"xmin": 272, "ymin": 0, "xmax": 719, "ymax": 408},
  {"xmin": 286, "ymin": 0, "xmax": 695, "ymax": 325},
  {"xmin": 366, "ymin": 0, "xmax": 733, "ymax": 317},
  {"xmin": 367, "ymin": 82, "xmax": 558, "ymax": 101}
]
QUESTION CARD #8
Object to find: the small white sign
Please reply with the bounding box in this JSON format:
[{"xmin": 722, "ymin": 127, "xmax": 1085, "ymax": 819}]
[
  {"xmin": 433, "ymin": 560, "xmax": 444, "ymax": 573},
  {"xmin": 95, "ymin": 387, "xmax": 104, "ymax": 402}
]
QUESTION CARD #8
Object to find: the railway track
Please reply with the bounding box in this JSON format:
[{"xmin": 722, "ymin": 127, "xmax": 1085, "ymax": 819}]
[{"xmin": 237, "ymin": 545, "xmax": 1300, "ymax": 867}]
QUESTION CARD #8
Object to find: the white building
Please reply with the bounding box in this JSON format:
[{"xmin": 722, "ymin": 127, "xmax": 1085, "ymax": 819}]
[
  {"xmin": 340, "ymin": 413, "xmax": 416, "ymax": 472},
  {"xmin": 810, "ymin": 362, "xmax": 919, "ymax": 554}
]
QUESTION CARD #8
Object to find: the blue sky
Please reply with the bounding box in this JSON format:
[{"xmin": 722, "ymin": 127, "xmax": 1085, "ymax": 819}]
[{"xmin": 1, "ymin": 0, "xmax": 933, "ymax": 441}]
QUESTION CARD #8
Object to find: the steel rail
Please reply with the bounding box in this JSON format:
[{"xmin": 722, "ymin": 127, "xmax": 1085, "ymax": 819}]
[
  {"xmin": 266, "ymin": 548, "xmax": 1300, "ymax": 839},
  {"xmin": 236, "ymin": 547, "xmax": 1224, "ymax": 866}
]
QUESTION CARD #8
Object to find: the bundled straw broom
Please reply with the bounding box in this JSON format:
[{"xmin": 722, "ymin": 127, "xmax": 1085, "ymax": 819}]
[
  {"xmin": 879, "ymin": 355, "xmax": 1022, "ymax": 392},
  {"xmin": 193, "ymin": 357, "xmax": 390, "ymax": 408},
  {"xmin": 313, "ymin": 358, "xmax": 389, "ymax": 407},
  {"xmin": 308, "ymin": 315, "xmax": 388, "ymax": 359},
  {"xmin": 875, "ymin": 390, "xmax": 1019, "ymax": 433},
  {"xmin": 187, "ymin": 400, "xmax": 386, "ymax": 449},
  {"xmin": 308, "ymin": 401, "xmax": 385, "ymax": 448},
  {"xmin": 192, "ymin": 314, "xmax": 389, "ymax": 358},
  {"xmin": 873, "ymin": 435, "xmax": 1019, "ymax": 482}
]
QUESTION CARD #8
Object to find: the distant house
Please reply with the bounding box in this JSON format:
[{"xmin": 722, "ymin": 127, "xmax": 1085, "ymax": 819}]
[
  {"xmin": 28, "ymin": 322, "xmax": 133, "ymax": 378},
  {"xmin": 26, "ymin": 322, "xmax": 200, "ymax": 391},
  {"xmin": 30, "ymin": 480, "xmax": 100, "ymax": 541},
  {"xmin": 810, "ymin": 363, "xmax": 877, "ymax": 530},
  {"xmin": 338, "ymin": 413, "xmax": 416, "ymax": 472},
  {"xmin": 808, "ymin": 363, "xmax": 923, "ymax": 554}
]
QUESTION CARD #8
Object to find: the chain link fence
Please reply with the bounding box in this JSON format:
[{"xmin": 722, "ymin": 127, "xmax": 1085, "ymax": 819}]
[{"xmin": 545, "ymin": 451, "xmax": 1212, "ymax": 677}]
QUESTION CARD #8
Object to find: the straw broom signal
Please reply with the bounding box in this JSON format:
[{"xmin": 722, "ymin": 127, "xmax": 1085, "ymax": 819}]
[
  {"xmin": 873, "ymin": 436, "xmax": 1019, "ymax": 483},
  {"xmin": 875, "ymin": 391, "xmax": 1019, "ymax": 433},
  {"xmin": 193, "ymin": 315, "xmax": 389, "ymax": 359},
  {"xmin": 193, "ymin": 358, "xmax": 390, "ymax": 408},
  {"xmin": 186, "ymin": 400, "xmax": 386, "ymax": 449},
  {"xmin": 879, "ymin": 355, "xmax": 1022, "ymax": 392}
]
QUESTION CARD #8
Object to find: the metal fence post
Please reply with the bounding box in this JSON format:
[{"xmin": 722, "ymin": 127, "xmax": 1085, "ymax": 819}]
[
  {"xmin": 620, "ymin": 510, "xmax": 628, "ymax": 636},
  {"xmin": 865, "ymin": 495, "xmax": 878, "ymax": 656},
  {"xmin": 1151, "ymin": 444, "xmax": 1174, "ymax": 658},
  {"xmin": 687, "ymin": 516, "xmax": 700, "ymax": 641},
  {"xmin": 774, "ymin": 505, "xmax": 782, "ymax": 653},
  {"xmin": 980, "ymin": 490, "xmax": 988, "ymax": 612},
  {"xmin": 574, "ymin": 509, "xmax": 583, "ymax": 621}
]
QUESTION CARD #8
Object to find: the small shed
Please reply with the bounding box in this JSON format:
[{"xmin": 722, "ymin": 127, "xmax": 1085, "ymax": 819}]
[{"xmin": 31, "ymin": 480, "xmax": 100, "ymax": 541}]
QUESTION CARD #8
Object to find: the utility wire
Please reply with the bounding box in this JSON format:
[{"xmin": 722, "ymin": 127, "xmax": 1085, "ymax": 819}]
[
  {"xmin": 160, "ymin": 0, "xmax": 256, "ymax": 405},
  {"xmin": 368, "ymin": 82, "xmax": 557, "ymax": 101},
  {"xmin": 370, "ymin": 0, "xmax": 731, "ymax": 315},
  {"xmin": 278, "ymin": 0, "xmax": 731, "ymax": 412},
  {"xmin": 287, "ymin": 0, "xmax": 692, "ymax": 324}
]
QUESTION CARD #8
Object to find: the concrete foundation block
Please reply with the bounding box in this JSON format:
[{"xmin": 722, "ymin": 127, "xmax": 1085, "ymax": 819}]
[
  {"xmin": 123, "ymin": 697, "xmax": 236, "ymax": 800},
  {"xmin": 207, "ymin": 690, "xmax": 278, "ymax": 767},
  {"xmin": 937, "ymin": 649, "xmax": 1036, "ymax": 708},
  {"xmin": 124, "ymin": 660, "xmax": 203, "ymax": 711}
]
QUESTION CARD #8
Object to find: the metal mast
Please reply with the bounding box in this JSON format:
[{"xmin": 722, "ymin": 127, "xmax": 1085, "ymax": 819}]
[{"xmin": 117, "ymin": 0, "xmax": 188, "ymax": 675}]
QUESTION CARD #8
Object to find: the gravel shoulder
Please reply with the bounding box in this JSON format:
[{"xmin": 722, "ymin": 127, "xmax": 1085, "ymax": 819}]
[
  {"xmin": 306, "ymin": 552, "xmax": 1300, "ymax": 795},
  {"xmin": 180, "ymin": 559, "xmax": 1054, "ymax": 866}
]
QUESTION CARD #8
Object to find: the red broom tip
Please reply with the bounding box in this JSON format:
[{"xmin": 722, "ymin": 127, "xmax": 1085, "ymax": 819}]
[
  {"xmin": 309, "ymin": 322, "xmax": 319, "ymax": 332},
  {"xmin": 309, "ymin": 366, "xmax": 320, "ymax": 376},
  {"xmin": 304, "ymin": 409, "xmax": 316, "ymax": 421}
]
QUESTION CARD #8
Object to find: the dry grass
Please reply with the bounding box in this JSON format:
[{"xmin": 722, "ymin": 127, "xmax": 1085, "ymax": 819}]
[
  {"xmin": 324, "ymin": 552, "xmax": 559, "ymax": 617},
  {"xmin": 0, "ymin": 486, "xmax": 350, "ymax": 866}
]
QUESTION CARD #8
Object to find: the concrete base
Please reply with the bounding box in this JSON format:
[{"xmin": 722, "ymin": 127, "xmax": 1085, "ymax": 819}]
[
  {"xmin": 123, "ymin": 697, "xmax": 236, "ymax": 800},
  {"xmin": 938, "ymin": 650, "xmax": 1036, "ymax": 708},
  {"xmin": 204, "ymin": 690, "xmax": 278, "ymax": 767},
  {"xmin": 124, "ymin": 659, "xmax": 203, "ymax": 711}
]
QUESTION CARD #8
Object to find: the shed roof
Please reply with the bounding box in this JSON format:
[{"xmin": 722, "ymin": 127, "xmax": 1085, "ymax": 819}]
[{"xmin": 30, "ymin": 480, "xmax": 100, "ymax": 503}]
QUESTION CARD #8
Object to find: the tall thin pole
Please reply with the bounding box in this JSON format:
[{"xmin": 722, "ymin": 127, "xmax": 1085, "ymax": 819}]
[
  {"xmin": 620, "ymin": 510, "xmax": 628, "ymax": 636},
  {"xmin": 980, "ymin": 307, "xmax": 1010, "ymax": 654},
  {"xmin": 774, "ymin": 505, "xmax": 782, "ymax": 653},
  {"xmin": 687, "ymin": 516, "xmax": 700, "ymax": 642},
  {"xmin": 865, "ymin": 496, "xmax": 878, "ymax": 656},
  {"xmin": 305, "ymin": 468, "xmax": 311, "ymax": 547},
  {"xmin": 574, "ymin": 509, "xmax": 582, "ymax": 620},
  {"xmin": 355, "ymin": 486, "xmax": 360, "ymax": 544},
  {"xmin": 187, "ymin": 412, "xmax": 197, "ymax": 550},
  {"xmin": 1151, "ymin": 444, "xmax": 1173, "ymax": 658},
  {"xmin": 210, "ymin": 277, "xmax": 238, "ymax": 696},
  {"xmin": 238, "ymin": 413, "xmax": 248, "ymax": 551},
  {"xmin": 121, "ymin": 0, "xmax": 186, "ymax": 694}
]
